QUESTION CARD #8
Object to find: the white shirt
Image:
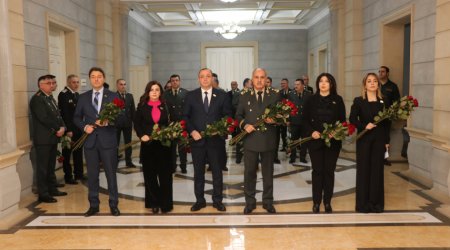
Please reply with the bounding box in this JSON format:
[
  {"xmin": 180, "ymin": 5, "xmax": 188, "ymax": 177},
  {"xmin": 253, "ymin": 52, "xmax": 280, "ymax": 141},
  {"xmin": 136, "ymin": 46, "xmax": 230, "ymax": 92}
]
[
  {"xmin": 92, "ymin": 87, "xmax": 104, "ymax": 113},
  {"xmin": 201, "ymin": 87, "xmax": 212, "ymax": 105}
]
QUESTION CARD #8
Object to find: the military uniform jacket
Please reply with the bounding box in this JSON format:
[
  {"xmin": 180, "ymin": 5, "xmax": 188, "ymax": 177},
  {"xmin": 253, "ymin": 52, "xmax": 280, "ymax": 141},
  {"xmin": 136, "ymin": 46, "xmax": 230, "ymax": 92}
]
[
  {"xmin": 30, "ymin": 90, "xmax": 65, "ymax": 145},
  {"xmin": 280, "ymin": 88, "xmax": 292, "ymax": 99},
  {"xmin": 58, "ymin": 87, "xmax": 81, "ymax": 135},
  {"xmin": 236, "ymin": 87, "xmax": 281, "ymax": 152},
  {"xmin": 228, "ymin": 89, "xmax": 241, "ymax": 118},
  {"xmin": 115, "ymin": 92, "xmax": 136, "ymax": 128},
  {"xmin": 381, "ymin": 80, "xmax": 400, "ymax": 106},
  {"xmin": 164, "ymin": 88, "xmax": 187, "ymax": 122},
  {"xmin": 288, "ymin": 90, "xmax": 311, "ymax": 125}
]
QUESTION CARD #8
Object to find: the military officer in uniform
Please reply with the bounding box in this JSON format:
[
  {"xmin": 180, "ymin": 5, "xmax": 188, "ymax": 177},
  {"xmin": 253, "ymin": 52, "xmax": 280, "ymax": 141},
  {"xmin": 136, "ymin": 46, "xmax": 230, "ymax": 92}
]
[
  {"xmin": 30, "ymin": 75, "xmax": 67, "ymax": 203},
  {"xmin": 164, "ymin": 74, "xmax": 188, "ymax": 173},
  {"xmin": 116, "ymin": 78, "xmax": 136, "ymax": 168},
  {"xmin": 58, "ymin": 74, "xmax": 84, "ymax": 184},
  {"xmin": 236, "ymin": 68, "xmax": 280, "ymax": 214}
]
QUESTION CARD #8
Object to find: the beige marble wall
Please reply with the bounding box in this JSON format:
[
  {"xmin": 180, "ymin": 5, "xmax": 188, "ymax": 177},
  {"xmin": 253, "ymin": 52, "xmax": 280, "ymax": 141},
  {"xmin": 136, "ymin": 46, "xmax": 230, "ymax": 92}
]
[{"xmin": 96, "ymin": 0, "xmax": 115, "ymax": 86}]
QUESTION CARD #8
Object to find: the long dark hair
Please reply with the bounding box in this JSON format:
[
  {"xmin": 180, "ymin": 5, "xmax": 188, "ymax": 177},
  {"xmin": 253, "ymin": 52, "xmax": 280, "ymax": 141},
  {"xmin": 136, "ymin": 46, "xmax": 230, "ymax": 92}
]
[
  {"xmin": 139, "ymin": 80, "xmax": 164, "ymax": 106},
  {"xmin": 315, "ymin": 72, "xmax": 337, "ymax": 95}
]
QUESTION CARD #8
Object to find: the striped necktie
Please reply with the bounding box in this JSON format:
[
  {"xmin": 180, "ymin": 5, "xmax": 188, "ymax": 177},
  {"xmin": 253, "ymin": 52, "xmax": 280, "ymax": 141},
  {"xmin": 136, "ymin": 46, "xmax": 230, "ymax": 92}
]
[{"xmin": 93, "ymin": 91, "xmax": 100, "ymax": 113}]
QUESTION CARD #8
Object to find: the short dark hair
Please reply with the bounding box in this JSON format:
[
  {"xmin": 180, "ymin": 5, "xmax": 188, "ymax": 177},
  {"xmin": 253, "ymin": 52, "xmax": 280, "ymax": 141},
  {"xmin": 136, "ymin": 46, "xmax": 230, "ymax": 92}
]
[
  {"xmin": 198, "ymin": 68, "xmax": 213, "ymax": 76},
  {"xmin": 170, "ymin": 74, "xmax": 180, "ymax": 80},
  {"xmin": 380, "ymin": 66, "xmax": 390, "ymax": 73},
  {"xmin": 267, "ymin": 76, "xmax": 272, "ymax": 83},
  {"xmin": 315, "ymin": 72, "xmax": 338, "ymax": 95},
  {"xmin": 46, "ymin": 74, "xmax": 56, "ymax": 79},
  {"xmin": 88, "ymin": 67, "xmax": 105, "ymax": 78},
  {"xmin": 243, "ymin": 78, "xmax": 250, "ymax": 87},
  {"xmin": 295, "ymin": 78, "xmax": 304, "ymax": 84},
  {"xmin": 281, "ymin": 78, "xmax": 289, "ymax": 82}
]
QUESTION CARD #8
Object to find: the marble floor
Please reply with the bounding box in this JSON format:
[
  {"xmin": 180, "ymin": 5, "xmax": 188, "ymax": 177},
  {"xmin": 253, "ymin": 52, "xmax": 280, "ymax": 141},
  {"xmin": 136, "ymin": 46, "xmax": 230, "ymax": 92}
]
[{"xmin": 2, "ymin": 146, "xmax": 450, "ymax": 250}]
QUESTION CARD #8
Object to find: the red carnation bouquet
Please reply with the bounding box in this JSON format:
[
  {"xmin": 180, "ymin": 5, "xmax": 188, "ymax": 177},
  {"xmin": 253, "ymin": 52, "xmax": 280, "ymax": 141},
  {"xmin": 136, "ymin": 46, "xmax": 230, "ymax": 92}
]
[
  {"xmin": 56, "ymin": 135, "xmax": 71, "ymax": 164},
  {"xmin": 229, "ymin": 99, "xmax": 298, "ymax": 145},
  {"xmin": 354, "ymin": 95, "xmax": 419, "ymax": 140},
  {"xmin": 151, "ymin": 120, "xmax": 189, "ymax": 147},
  {"xmin": 288, "ymin": 121, "xmax": 356, "ymax": 150},
  {"xmin": 72, "ymin": 97, "xmax": 125, "ymax": 150}
]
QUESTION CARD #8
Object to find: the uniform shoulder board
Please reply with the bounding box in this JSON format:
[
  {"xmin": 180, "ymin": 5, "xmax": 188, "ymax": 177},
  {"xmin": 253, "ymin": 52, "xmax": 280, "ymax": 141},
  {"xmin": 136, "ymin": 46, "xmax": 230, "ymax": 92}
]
[
  {"xmin": 240, "ymin": 87, "xmax": 254, "ymax": 96},
  {"xmin": 62, "ymin": 88, "xmax": 68, "ymax": 93},
  {"xmin": 36, "ymin": 91, "xmax": 42, "ymax": 96}
]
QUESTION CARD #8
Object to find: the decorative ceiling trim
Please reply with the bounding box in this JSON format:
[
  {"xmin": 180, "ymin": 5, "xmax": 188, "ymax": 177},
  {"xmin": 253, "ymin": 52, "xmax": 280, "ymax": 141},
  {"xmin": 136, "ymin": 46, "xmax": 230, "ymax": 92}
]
[
  {"xmin": 150, "ymin": 24, "xmax": 307, "ymax": 32},
  {"xmin": 129, "ymin": 10, "xmax": 154, "ymax": 31},
  {"xmin": 304, "ymin": 6, "xmax": 329, "ymax": 28}
]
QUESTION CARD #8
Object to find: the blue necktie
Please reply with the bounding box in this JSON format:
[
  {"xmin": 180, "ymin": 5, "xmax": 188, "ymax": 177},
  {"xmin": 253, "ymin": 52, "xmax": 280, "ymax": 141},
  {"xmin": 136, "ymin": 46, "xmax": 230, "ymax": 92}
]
[
  {"xmin": 93, "ymin": 91, "xmax": 99, "ymax": 113},
  {"xmin": 203, "ymin": 91, "xmax": 209, "ymax": 113}
]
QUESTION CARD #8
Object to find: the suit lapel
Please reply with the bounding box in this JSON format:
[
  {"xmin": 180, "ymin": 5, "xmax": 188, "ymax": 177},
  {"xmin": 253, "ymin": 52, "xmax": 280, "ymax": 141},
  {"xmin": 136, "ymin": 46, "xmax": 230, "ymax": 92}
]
[{"xmin": 100, "ymin": 90, "xmax": 110, "ymax": 111}]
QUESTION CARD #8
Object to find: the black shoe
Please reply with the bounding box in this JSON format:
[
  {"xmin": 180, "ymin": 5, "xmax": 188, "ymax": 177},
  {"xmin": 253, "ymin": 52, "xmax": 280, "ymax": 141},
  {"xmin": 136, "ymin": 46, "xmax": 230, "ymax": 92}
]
[
  {"xmin": 161, "ymin": 208, "xmax": 172, "ymax": 213},
  {"xmin": 235, "ymin": 159, "xmax": 241, "ymax": 164},
  {"xmin": 190, "ymin": 202, "xmax": 206, "ymax": 211},
  {"xmin": 300, "ymin": 158, "xmax": 308, "ymax": 164},
  {"xmin": 280, "ymin": 148, "xmax": 286, "ymax": 152},
  {"xmin": 181, "ymin": 168, "xmax": 187, "ymax": 174},
  {"xmin": 312, "ymin": 204, "xmax": 320, "ymax": 213},
  {"xmin": 324, "ymin": 204, "xmax": 332, "ymax": 213},
  {"xmin": 84, "ymin": 207, "xmax": 99, "ymax": 217},
  {"xmin": 384, "ymin": 159, "xmax": 392, "ymax": 166},
  {"xmin": 118, "ymin": 154, "xmax": 123, "ymax": 159},
  {"xmin": 289, "ymin": 159, "xmax": 295, "ymax": 164},
  {"xmin": 55, "ymin": 183, "xmax": 65, "ymax": 188},
  {"xmin": 274, "ymin": 159, "xmax": 281, "ymax": 164},
  {"xmin": 126, "ymin": 163, "xmax": 137, "ymax": 168},
  {"xmin": 243, "ymin": 206, "xmax": 255, "ymax": 214},
  {"xmin": 263, "ymin": 204, "xmax": 276, "ymax": 214},
  {"xmin": 50, "ymin": 191, "xmax": 67, "ymax": 196},
  {"xmin": 38, "ymin": 196, "xmax": 57, "ymax": 203},
  {"xmin": 222, "ymin": 166, "xmax": 228, "ymax": 171},
  {"xmin": 65, "ymin": 179, "xmax": 78, "ymax": 185},
  {"xmin": 152, "ymin": 207, "xmax": 159, "ymax": 214},
  {"xmin": 110, "ymin": 207, "xmax": 120, "ymax": 216},
  {"xmin": 213, "ymin": 202, "xmax": 226, "ymax": 212}
]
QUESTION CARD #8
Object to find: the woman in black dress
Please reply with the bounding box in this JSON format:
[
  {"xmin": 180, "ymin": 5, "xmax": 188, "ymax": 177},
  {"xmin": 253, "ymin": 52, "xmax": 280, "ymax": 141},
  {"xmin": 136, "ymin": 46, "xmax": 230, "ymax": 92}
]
[
  {"xmin": 302, "ymin": 73, "xmax": 346, "ymax": 213},
  {"xmin": 134, "ymin": 81, "xmax": 173, "ymax": 213},
  {"xmin": 349, "ymin": 73, "xmax": 389, "ymax": 213}
]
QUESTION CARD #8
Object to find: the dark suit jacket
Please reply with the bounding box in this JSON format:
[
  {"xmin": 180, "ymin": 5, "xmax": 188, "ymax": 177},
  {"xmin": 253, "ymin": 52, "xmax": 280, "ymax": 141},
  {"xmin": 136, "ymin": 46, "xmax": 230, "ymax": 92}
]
[
  {"xmin": 134, "ymin": 102, "xmax": 170, "ymax": 139},
  {"xmin": 73, "ymin": 88, "xmax": 119, "ymax": 149},
  {"xmin": 228, "ymin": 89, "xmax": 240, "ymax": 118},
  {"xmin": 183, "ymin": 88, "xmax": 231, "ymax": 148},
  {"xmin": 236, "ymin": 87, "xmax": 281, "ymax": 152},
  {"xmin": 164, "ymin": 88, "xmax": 187, "ymax": 122},
  {"xmin": 58, "ymin": 87, "xmax": 81, "ymax": 136},
  {"xmin": 30, "ymin": 90, "xmax": 65, "ymax": 145},
  {"xmin": 302, "ymin": 93, "xmax": 346, "ymax": 150},
  {"xmin": 349, "ymin": 96, "xmax": 390, "ymax": 144},
  {"xmin": 116, "ymin": 92, "xmax": 136, "ymax": 128}
]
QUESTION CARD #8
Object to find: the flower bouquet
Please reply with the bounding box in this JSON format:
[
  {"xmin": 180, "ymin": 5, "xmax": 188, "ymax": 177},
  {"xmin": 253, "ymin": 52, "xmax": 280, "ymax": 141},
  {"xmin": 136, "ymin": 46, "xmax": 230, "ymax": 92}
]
[
  {"xmin": 229, "ymin": 99, "xmax": 298, "ymax": 145},
  {"xmin": 287, "ymin": 121, "xmax": 356, "ymax": 150},
  {"xmin": 183, "ymin": 117, "xmax": 238, "ymax": 145},
  {"xmin": 72, "ymin": 97, "xmax": 125, "ymax": 150},
  {"xmin": 151, "ymin": 120, "xmax": 189, "ymax": 147},
  {"xmin": 56, "ymin": 135, "xmax": 72, "ymax": 163},
  {"xmin": 354, "ymin": 95, "xmax": 418, "ymax": 140}
]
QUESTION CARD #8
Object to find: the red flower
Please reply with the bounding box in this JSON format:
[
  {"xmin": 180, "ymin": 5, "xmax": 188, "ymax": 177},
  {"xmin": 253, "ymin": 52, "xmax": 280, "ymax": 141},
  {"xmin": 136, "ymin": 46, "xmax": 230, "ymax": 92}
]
[
  {"xmin": 407, "ymin": 96, "xmax": 414, "ymax": 101},
  {"xmin": 112, "ymin": 97, "xmax": 125, "ymax": 109},
  {"xmin": 346, "ymin": 123, "xmax": 356, "ymax": 136},
  {"xmin": 413, "ymin": 99, "xmax": 419, "ymax": 107},
  {"xmin": 228, "ymin": 126, "xmax": 235, "ymax": 133},
  {"xmin": 180, "ymin": 120, "xmax": 186, "ymax": 129},
  {"xmin": 57, "ymin": 156, "xmax": 64, "ymax": 163},
  {"xmin": 342, "ymin": 122, "xmax": 348, "ymax": 127},
  {"xmin": 233, "ymin": 120, "xmax": 239, "ymax": 127},
  {"xmin": 226, "ymin": 117, "xmax": 233, "ymax": 124},
  {"xmin": 181, "ymin": 131, "xmax": 188, "ymax": 138}
]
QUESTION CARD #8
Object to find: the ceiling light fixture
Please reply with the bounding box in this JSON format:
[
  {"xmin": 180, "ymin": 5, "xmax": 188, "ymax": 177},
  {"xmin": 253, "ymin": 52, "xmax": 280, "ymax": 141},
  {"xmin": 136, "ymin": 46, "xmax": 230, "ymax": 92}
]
[
  {"xmin": 220, "ymin": 0, "xmax": 238, "ymax": 3},
  {"xmin": 214, "ymin": 23, "xmax": 246, "ymax": 39}
]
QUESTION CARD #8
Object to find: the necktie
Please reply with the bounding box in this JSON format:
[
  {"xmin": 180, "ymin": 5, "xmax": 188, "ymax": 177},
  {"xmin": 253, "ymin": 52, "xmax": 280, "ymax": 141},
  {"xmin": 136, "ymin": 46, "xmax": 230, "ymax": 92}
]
[
  {"xmin": 257, "ymin": 91, "xmax": 263, "ymax": 107},
  {"xmin": 203, "ymin": 91, "xmax": 209, "ymax": 113},
  {"xmin": 174, "ymin": 90, "xmax": 177, "ymax": 97},
  {"xmin": 93, "ymin": 91, "xmax": 99, "ymax": 113},
  {"xmin": 48, "ymin": 95, "xmax": 58, "ymax": 110}
]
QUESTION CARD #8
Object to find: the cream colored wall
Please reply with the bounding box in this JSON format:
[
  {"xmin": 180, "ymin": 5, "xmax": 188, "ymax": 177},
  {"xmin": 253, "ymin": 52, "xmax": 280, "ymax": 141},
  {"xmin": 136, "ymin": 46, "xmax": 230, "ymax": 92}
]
[{"xmin": 96, "ymin": 0, "xmax": 115, "ymax": 87}]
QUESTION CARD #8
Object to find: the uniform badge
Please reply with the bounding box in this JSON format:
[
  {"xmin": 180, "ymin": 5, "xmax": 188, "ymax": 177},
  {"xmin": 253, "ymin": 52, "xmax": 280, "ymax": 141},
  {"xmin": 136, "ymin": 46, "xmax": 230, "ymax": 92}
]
[{"xmin": 69, "ymin": 100, "xmax": 73, "ymax": 103}]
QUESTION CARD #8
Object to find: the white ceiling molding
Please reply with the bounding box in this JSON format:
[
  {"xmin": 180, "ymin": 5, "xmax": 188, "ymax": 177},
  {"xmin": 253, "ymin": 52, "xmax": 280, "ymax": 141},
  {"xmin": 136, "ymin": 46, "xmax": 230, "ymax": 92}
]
[{"xmin": 129, "ymin": 10, "xmax": 154, "ymax": 31}]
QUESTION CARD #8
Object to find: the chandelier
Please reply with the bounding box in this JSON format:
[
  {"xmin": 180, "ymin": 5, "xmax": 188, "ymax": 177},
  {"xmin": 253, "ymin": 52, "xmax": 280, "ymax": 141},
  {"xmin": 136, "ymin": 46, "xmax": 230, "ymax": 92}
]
[{"xmin": 214, "ymin": 23, "xmax": 246, "ymax": 39}]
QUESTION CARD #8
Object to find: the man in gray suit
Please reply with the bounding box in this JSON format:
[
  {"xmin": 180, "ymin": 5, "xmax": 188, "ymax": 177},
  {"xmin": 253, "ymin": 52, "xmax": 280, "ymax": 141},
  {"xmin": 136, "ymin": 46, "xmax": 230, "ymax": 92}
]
[{"xmin": 236, "ymin": 68, "xmax": 280, "ymax": 214}]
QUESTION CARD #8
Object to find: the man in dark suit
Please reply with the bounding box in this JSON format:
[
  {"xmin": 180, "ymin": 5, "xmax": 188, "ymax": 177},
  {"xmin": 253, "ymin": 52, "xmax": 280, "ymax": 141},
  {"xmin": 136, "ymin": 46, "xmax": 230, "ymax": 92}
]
[
  {"xmin": 73, "ymin": 67, "xmax": 121, "ymax": 217},
  {"xmin": 115, "ymin": 78, "xmax": 136, "ymax": 168},
  {"xmin": 288, "ymin": 78, "xmax": 311, "ymax": 164},
  {"xmin": 164, "ymin": 74, "xmax": 188, "ymax": 173},
  {"xmin": 236, "ymin": 68, "xmax": 280, "ymax": 214},
  {"xmin": 183, "ymin": 68, "xmax": 231, "ymax": 212},
  {"xmin": 30, "ymin": 75, "xmax": 67, "ymax": 203},
  {"xmin": 228, "ymin": 80, "xmax": 243, "ymax": 164},
  {"xmin": 58, "ymin": 74, "xmax": 84, "ymax": 184},
  {"xmin": 277, "ymin": 78, "xmax": 291, "ymax": 157}
]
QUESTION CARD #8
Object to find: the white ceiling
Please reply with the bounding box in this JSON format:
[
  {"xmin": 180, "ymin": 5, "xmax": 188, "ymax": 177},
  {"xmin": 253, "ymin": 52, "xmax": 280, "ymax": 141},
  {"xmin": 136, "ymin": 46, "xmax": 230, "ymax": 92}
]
[{"xmin": 121, "ymin": 0, "xmax": 329, "ymax": 31}]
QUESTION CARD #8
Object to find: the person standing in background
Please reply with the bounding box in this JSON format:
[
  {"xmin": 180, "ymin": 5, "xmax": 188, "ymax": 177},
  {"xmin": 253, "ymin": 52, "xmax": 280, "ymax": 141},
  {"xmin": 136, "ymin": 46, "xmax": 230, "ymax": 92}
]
[{"xmin": 116, "ymin": 78, "xmax": 136, "ymax": 168}]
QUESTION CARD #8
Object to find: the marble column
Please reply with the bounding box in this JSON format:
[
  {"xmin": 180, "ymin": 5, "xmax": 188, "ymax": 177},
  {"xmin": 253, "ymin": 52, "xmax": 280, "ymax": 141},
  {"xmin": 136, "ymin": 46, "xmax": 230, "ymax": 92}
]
[
  {"xmin": 112, "ymin": 0, "xmax": 130, "ymax": 83},
  {"xmin": 328, "ymin": 0, "xmax": 345, "ymax": 99},
  {"xmin": 0, "ymin": 0, "xmax": 24, "ymax": 218}
]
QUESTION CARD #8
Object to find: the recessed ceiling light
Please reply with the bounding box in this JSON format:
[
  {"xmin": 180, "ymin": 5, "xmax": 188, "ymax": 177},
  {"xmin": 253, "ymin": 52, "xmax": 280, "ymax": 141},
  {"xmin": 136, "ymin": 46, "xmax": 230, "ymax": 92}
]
[{"xmin": 220, "ymin": 0, "xmax": 238, "ymax": 3}]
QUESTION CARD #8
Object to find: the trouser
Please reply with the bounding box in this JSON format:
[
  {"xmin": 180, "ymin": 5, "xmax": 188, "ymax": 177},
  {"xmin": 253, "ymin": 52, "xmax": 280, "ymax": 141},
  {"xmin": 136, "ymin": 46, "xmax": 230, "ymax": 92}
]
[
  {"xmin": 309, "ymin": 147, "xmax": 340, "ymax": 205},
  {"xmin": 243, "ymin": 149, "xmax": 275, "ymax": 207}
]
